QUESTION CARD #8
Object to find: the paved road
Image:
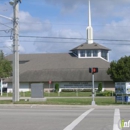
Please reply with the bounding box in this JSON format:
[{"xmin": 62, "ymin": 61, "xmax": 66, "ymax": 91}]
[{"xmin": 0, "ymin": 105, "xmax": 129, "ymax": 130}]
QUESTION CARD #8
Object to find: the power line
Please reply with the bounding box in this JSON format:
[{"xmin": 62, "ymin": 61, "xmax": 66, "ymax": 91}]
[
  {"xmin": 0, "ymin": 36, "xmax": 10, "ymax": 37},
  {"xmin": 0, "ymin": 30, "xmax": 9, "ymax": 31},
  {"xmin": 1, "ymin": 21, "xmax": 130, "ymax": 27},
  {"xmin": 19, "ymin": 36, "xmax": 86, "ymax": 40},
  {"xmin": 1, "ymin": 20, "xmax": 130, "ymax": 27},
  {"xmin": 0, "ymin": 22, "xmax": 12, "ymax": 29},
  {"xmin": 0, "ymin": 40, "xmax": 130, "ymax": 46},
  {"xmin": 1, "ymin": 35, "xmax": 130, "ymax": 42},
  {"xmin": 19, "ymin": 36, "xmax": 130, "ymax": 42}
]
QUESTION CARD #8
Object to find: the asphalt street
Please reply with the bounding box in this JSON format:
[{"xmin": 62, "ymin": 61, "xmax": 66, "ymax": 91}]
[{"xmin": 0, "ymin": 105, "xmax": 129, "ymax": 130}]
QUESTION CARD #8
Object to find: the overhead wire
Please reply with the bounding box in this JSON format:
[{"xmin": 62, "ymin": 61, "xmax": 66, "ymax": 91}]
[
  {"xmin": 18, "ymin": 36, "xmax": 130, "ymax": 42},
  {"xmin": 1, "ymin": 35, "xmax": 130, "ymax": 43},
  {"xmin": 0, "ymin": 22, "xmax": 12, "ymax": 29}
]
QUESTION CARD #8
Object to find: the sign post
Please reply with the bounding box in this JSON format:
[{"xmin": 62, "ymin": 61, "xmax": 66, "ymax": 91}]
[
  {"xmin": 91, "ymin": 74, "xmax": 95, "ymax": 105},
  {"xmin": 115, "ymin": 82, "xmax": 130, "ymax": 103},
  {"xmin": 49, "ymin": 80, "xmax": 51, "ymax": 94},
  {"xmin": 89, "ymin": 67, "xmax": 98, "ymax": 106}
]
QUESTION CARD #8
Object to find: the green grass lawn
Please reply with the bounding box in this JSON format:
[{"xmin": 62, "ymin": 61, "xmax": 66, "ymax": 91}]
[
  {"xmin": 0, "ymin": 90, "xmax": 127, "ymax": 105},
  {"xmin": 44, "ymin": 92, "xmax": 92, "ymax": 97},
  {"xmin": 1, "ymin": 91, "xmax": 114, "ymax": 97},
  {"xmin": 0, "ymin": 97, "xmax": 129, "ymax": 105},
  {"xmin": 44, "ymin": 97, "xmax": 116, "ymax": 105},
  {"xmin": 0, "ymin": 97, "xmax": 127, "ymax": 105},
  {"xmin": 1, "ymin": 92, "xmax": 92, "ymax": 97}
]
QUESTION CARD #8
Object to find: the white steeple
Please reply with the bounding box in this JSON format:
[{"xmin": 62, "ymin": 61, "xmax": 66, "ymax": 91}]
[{"xmin": 86, "ymin": 0, "xmax": 93, "ymax": 44}]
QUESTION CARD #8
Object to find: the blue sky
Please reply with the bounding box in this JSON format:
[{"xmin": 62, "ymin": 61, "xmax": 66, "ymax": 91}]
[{"xmin": 0, "ymin": 0, "xmax": 130, "ymax": 61}]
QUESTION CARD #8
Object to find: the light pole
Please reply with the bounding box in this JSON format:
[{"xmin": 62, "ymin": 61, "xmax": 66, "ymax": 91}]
[{"xmin": 9, "ymin": 0, "xmax": 21, "ymax": 102}]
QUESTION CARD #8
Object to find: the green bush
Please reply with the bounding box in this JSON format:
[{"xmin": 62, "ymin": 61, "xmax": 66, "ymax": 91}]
[
  {"xmin": 98, "ymin": 83, "xmax": 102, "ymax": 92},
  {"xmin": 55, "ymin": 83, "xmax": 59, "ymax": 92},
  {"xmin": 61, "ymin": 89, "xmax": 92, "ymax": 92},
  {"xmin": 80, "ymin": 89, "xmax": 92, "ymax": 92},
  {"xmin": 61, "ymin": 89, "xmax": 75, "ymax": 92},
  {"xmin": 96, "ymin": 90, "xmax": 115, "ymax": 96}
]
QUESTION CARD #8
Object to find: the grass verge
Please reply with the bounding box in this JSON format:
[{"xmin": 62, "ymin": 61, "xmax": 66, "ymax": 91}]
[{"xmin": 0, "ymin": 97, "xmax": 129, "ymax": 105}]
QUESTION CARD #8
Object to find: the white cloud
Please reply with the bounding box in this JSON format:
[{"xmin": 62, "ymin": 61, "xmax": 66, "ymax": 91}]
[
  {"xmin": 3, "ymin": 40, "xmax": 25, "ymax": 54},
  {"xmin": 44, "ymin": 0, "xmax": 130, "ymax": 15},
  {"xmin": 19, "ymin": 11, "xmax": 52, "ymax": 32},
  {"xmin": 94, "ymin": 16, "xmax": 130, "ymax": 61},
  {"xmin": 35, "ymin": 29, "xmax": 82, "ymax": 53}
]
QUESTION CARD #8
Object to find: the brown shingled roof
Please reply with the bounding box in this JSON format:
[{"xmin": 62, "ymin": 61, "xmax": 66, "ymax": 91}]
[{"xmin": 70, "ymin": 42, "xmax": 110, "ymax": 51}]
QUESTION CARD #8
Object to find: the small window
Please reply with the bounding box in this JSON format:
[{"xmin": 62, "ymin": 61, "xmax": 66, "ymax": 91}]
[
  {"xmin": 93, "ymin": 50, "xmax": 98, "ymax": 57},
  {"xmin": 80, "ymin": 50, "xmax": 85, "ymax": 57},
  {"xmin": 101, "ymin": 50, "xmax": 108, "ymax": 60},
  {"xmin": 87, "ymin": 50, "xmax": 91, "ymax": 57}
]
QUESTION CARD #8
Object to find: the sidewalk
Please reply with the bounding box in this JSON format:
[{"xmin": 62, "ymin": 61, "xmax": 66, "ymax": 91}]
[{"xmin": 0, "ymin": 96, "xmax": 115, "ymax": 100}]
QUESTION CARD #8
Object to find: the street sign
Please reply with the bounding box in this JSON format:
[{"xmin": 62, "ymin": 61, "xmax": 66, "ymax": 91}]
[{"xmin": 115, "ymin": 82, "xmax": 130, "ymax": 94}]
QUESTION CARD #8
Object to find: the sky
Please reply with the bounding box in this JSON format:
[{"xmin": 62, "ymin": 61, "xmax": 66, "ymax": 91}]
[{"xmin": 0, "ymin": 0, "xmax": 130, "ymax": 61}]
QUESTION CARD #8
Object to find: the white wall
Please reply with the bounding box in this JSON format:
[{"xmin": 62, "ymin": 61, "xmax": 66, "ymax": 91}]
[
  {"xmin": 77, "ymin": 50, "xmax": 109, "ymax": 62},
  {"xmin": 53, "ymin": 82, "xmax": 105, "ymax": 90},
  {"xmin": 7, "ymin": 83, "xmax": 30, "ymax": 93}
]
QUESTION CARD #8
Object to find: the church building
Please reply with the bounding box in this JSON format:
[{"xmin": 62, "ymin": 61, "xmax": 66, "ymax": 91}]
[{"xmin": 5, "ymin": 0, "xmax": 114, "ymax": 92}]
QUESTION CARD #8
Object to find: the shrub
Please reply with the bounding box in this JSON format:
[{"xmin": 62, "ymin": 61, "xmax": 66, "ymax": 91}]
[
  {"xmin": 80, "ymin": 89, "xmax": 92, "ymax": 92},
  {"xmin": 98, "ymin": 83, "xmax": 102, "ymax": 92},
  {"xmin": 61, "ymin": 89, "xmax": 75, "ymax": 92},
  {"xmin": 61, "ymin": 89, "xmax": 92, "ymax": 92},
  {"xmin": 55, "ymin": 83, "xmax": 59, "ymax": 92},
  {"xmin": 96, "ymin": 90, "xmax": 115, "ymax": 96}
]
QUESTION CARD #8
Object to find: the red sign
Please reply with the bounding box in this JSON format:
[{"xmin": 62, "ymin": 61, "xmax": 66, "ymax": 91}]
[{"xmin": 49, "ymin": 80, "xmax": 52, "ymax": 84}]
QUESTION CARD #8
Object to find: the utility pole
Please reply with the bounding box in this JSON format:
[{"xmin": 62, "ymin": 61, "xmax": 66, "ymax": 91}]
[
  {"xmin": 0, "ymin": 0, "xmax": 21, "ymax": 101},
  {"xmin": 12, "ymin": 0, "xmax": 20, "ymax": 102}
]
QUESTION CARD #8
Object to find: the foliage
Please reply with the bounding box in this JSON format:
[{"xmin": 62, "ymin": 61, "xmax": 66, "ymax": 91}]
[
  {"xmin": 0, "ymin": 50, "xmax": 4, "ymax": 60},
  {"xmin": 98, "ymin": 83, "xmax": 102, "ymax": 92},
  {"xmin": 96, "ymin": 90, "xmax": 115, "ymax": 96},
  {"xmin": 55, "ymin": 83, "xmax": 59, "ymax": 92},
  {"xmin": 0, "ymin": 51, "xmax": 12, "ymax": 78},
  {"xmin": 107, "ymin": 56, "xmax": 130, "ymax": 82},
  {"xmin": 61, "ymin": 89, "xmax": 92, "ymax": 92}
]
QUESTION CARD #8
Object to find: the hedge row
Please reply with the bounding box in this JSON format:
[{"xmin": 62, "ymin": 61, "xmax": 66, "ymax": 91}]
[{"xmin": 61, "ymin": 89, "xmax": 92, "ymax": 92}]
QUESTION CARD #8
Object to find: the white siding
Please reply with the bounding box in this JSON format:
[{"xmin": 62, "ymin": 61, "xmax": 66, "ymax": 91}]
[{"xmin": 7, "ymin": 83, "xmax": 30, "ymax": 93}]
